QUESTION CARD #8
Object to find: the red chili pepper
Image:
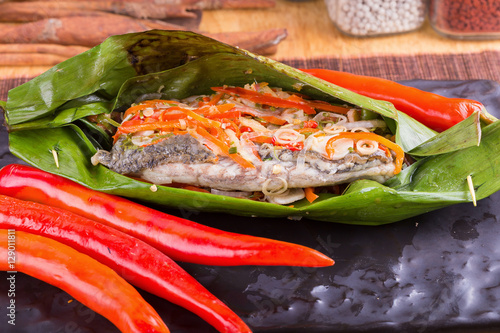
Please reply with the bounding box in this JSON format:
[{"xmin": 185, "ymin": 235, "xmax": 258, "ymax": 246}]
[
  {"xmin": 212, "ymin": 86, "xmax": 317, "ymax": 114},
  {"xmin": 0, "ymin": 194, "xmax": 251, "ymax": 333},
  {"xmin": 271, "ymin": 136, "xmax": 305, "ymax": 151},
  {"xmin": 0, "ymin": 164, "xmax": 334, "ymax": 267},
  {"xmin": 302, "ymin": 68, "xmax": 494, "ymax": 132},
  {"xmin": 0, "ymin": 229, "xmax": 170, "ymax": 333},
  {"xmin": 240, "ymin": 126, "xmax": 254, "ymax": 133},
  {"xmin": 207, "ymin": 110, "xmax": 242, "ymax": 120},
  {"xmin": 303, "ymin": 120, "xmax": 318, "ymax": 129}
]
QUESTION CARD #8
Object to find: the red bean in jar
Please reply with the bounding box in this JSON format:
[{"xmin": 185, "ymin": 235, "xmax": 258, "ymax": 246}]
[{"xmin": 429, "ymin": 0, "xmax": 500, "ymax": 39}]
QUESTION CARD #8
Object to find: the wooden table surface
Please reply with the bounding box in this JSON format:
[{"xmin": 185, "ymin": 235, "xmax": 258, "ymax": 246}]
[{"xmin": 1, "ymin": 0, "xmax": 500, "ymax": 79}]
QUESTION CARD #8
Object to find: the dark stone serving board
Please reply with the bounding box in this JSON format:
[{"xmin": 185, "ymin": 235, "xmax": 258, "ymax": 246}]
[{"xmin": 1, "ymin": 79, "xmax": 500, "ymax": 333}]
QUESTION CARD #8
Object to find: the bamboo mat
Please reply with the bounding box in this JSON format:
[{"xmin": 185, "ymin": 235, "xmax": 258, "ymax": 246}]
[
  {"xmin": 1, "ymin": 50, "xmax": 500, "ymax": 101},
  {"xmin": 283, "ymin": 50, "xmax": 500, "ymax": 82}
]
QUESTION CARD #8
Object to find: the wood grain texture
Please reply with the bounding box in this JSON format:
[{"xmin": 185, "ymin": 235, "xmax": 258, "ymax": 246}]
[{"xmin": 2, "ymin": 0, "xmax": 500, "ymax": 79}]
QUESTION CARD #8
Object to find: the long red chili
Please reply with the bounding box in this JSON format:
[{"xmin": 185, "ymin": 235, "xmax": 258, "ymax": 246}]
[
  {"xmin": 0, "ymin": 164, "xmax": 334, "ymax": 267},
  {"xmin": 0, "ymin": 194, "xmax": 252, "ymax": 333},
  {"xmin": 0, "ymin": 229, "xmax": 170, "ymax": 333},
  {"xmin": 302, "ymin": 68, "xmax": 495, "ymax": 132}
]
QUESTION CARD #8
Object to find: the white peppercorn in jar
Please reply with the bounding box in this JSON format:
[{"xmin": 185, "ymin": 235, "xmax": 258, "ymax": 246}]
[{"xmin": 325, "ymin": 0, "xmax": 426, "ymax": 37}]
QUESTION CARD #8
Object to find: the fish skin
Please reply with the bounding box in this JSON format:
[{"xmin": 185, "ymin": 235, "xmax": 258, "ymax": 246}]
[
  {"xmin": 92, "ymin": 134, "xmax": 217, "ymax": 175},
  {"xmin": 138, "ymin": 153, "xmax": 395, "ymax": 192},
  {"xmin": 92, "ymin": 133, "xmax": 396, "ymax": 192}
]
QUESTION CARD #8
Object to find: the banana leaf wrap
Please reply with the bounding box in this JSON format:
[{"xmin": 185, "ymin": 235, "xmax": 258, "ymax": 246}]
[{"xmin": 2, "ymin": 30, "xmax": 500, "ymax": 225}]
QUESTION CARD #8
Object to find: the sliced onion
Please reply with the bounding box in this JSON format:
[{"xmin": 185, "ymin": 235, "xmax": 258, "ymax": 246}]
[
  {"xmin": 272, "ymin": 128, "xmax": 305, "ymax": 146},
  {"xmin": 356, "ymin": 139, "xmax": 379, "ymax": 155},
  {"xmin": 281, "ymin": 108, "xmax": 306, "ymax": 124},
  {"xmin": 327, "ymin": 138, "xmax": 354, "ymax": 160},
  {"xmin": 239, "ymin": 117, "xmax": 270, "ymax": 133},
  {"xmin": 131, "ymin": 131, "xmax": 154, "ymax": 146},
  {"xmin": 323, "ymin": 124, "xmax": 346, "ymax": 135},
  {"xmin": 349, "ymin": 127, "xmax": 370, "ymax": 133},
  {"xmin": 296, "ymin": 134, "xmax": 316, "ymax": 170},
  {"xmin": 225, "ymin": 129, "xmax": 258, "ymax": 164},
  {"xmin": 344, "ymin": 120, "xmax": 387, "ymax": 130},
  {"xmin": 347, "ymin": 109, "xmax": 358, "ymax": 122},
  {"xmin": 262, "ymin": 177, "xmax": 288, "ymax": 196},
  {"xmin": 266, "ymin": 188, "xmax": 305, "ymax": 205},
  {"xmin": 143, "ymin": 107, "xmax": 155, "ymax": 117},
  {"xmin": 313, "ymin": 112, "xmax": 347, "ymax": 125},
  {"xmin": 309, "ymin": 135, "xmax": 334, "ymax": 157},
  {"xmin": 234, "ymin": 104, "xmax": 289, "ymax": 125},
  {"xmin": 178, "ymin": 119, "xmax": 187, "ymax": 130}
]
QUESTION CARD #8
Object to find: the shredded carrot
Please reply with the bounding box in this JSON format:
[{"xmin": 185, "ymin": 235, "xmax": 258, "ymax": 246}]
[
  {"xmin": 195, "ymin": 127, "xmax": 255, "ymax": 169},
  {"xmin": 209, "ymin": 92, "xmax": 224, "ymax": 105},
  {"xmin": 216, "ymin": 103, "xmax": 236, "ymax": 113},
  {"xmin": 123, "ymin": 100, "xmax": 179, "ymax": 119},
  {"xmin": 179, "ymin": 107, "xmax": 221, "ymax": 129},
  {"xmin": 304, "ymin": 187, "xmax": 319, "ymax": 203},
  {"xmin": 212, "ymin": 86, "xmax": 316, "ymax": 115},
  {"xmin": 117, "ymin": 120, "xmax": 187, "ymax": 134}
]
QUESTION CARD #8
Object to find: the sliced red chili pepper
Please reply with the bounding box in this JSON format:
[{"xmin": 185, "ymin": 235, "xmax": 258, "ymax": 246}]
[
  {"xmin": 0, "ymin": 194, "xmax": 251, "ymax": 333},
  {"xmin": 305, "ymin": 100, "xmax": 351, "ymax": 114},
  {"xmin": 271, "ymin": 136, "xmax": 305, "ymax": 151},
  {"xmin": 302, "ymin": 68, "xmax": 493, "ymax": 132},
  {"xmin": 303, "ymin": 120, "xmax": 319, "ymax": 128},
  {"xmin": 0, "ymin": 229, "xmax": 170, "ymax": 333},
  {"xmin": 0, "ymin": 164, "xmax": 334, "ymax": 267},
  {"xmin": 261, "ymin": 115, "xmax": 288, "ymax": 125},
  {"xmin": 246, "ymin": 134, "xmax": 273, "ymax": 144},
  {"xmin": 207, "ymin": 110, "xmax": 242, "ymax": 120},
  {"xmin": 287, "ymin": 94, "xmax": 351, "ymax": 114},
  {"xmin": 159, "ymin": 112, "xmax": 188, "ymax": 121},
  {"xmin": 240, "ymin": 126, "xmax": 254, "ymax": 133},
  {"xmin": 212, "ymin": 86, "xmax": 317, "ymax": 114}
]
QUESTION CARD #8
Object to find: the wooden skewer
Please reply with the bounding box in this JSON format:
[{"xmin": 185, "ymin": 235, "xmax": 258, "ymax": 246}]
[{"xmin": 467, "ymin": 175, "xmax": 477, "ymax": 207}]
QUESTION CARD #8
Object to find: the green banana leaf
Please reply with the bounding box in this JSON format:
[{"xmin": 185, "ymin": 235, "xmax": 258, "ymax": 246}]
[{"xmin": 2, "ymin": 30, "xmax": 498, "ymax": 225}]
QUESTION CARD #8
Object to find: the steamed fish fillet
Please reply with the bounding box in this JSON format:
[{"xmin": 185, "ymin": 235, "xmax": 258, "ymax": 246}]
[{"xmin": 92, "ymin": 133, "xmax": 396, "ymax": 192}]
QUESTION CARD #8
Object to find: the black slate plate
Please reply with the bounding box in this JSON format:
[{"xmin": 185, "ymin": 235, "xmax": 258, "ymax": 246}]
[{"xmin": 1, "ymin": 80, "xmax": 500, "ymax": 333}]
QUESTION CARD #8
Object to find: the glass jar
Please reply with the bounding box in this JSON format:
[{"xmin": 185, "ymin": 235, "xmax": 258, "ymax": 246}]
[
  {"xmin": 429, "ymin": 0, "xmax": 500, "ymax": 40},
  {"xmin": 325, "ymin": 0, "xmax": 427, "ymax": 37}
]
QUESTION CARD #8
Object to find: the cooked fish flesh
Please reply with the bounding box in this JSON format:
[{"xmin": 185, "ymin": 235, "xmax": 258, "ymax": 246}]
[{"xmin": 91, "ymin": 82, "xmax": 403, "ymax": 204}]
